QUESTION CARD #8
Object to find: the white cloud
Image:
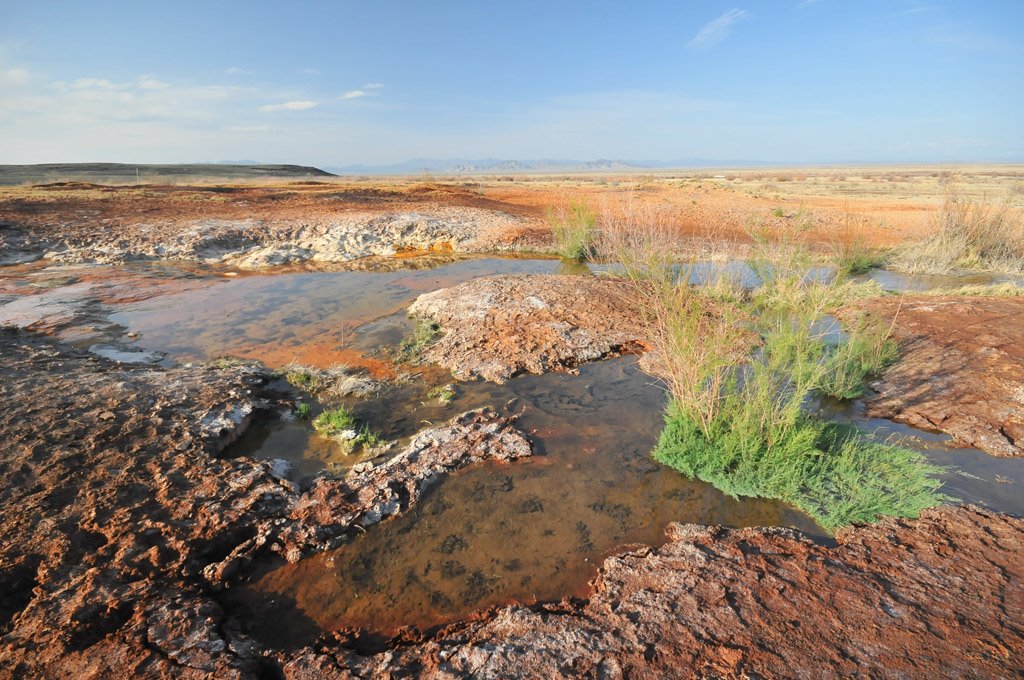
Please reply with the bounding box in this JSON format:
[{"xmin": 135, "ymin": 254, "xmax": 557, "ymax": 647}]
[
  {"xmin": 686, "ymin": 9, "xmax": 750, "ymax": 50},
  {"xmin": 296, "ymin": 67, "xmax": 321, "ymax": 75},
  {"xmin": 137, "ymin": 75, "xmax": 171, "ymax": 90},
  {"xmin": 225, "ymin": 66, "xmax": 252, "ymax": 75},
  {"xmin": 224, "ymin": 125, "xmax": 280, "ymax": 133},
  {"xmin": 1, "ymin": 67, "xmax": 30, "ymax": 86},
  {"xmin": 258, "ymin": 100, "xmax": 317, "ymax": 112},
  {"xmin": 341, "ymin": 84, "xmax": 384, "ymax": 99}
]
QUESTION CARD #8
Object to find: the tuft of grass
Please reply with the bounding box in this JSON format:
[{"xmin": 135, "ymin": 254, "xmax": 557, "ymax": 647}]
[
  {"xmin": 819, "ymin": 315, "xmax": 898, "ymax": 399},
  {"xmin": 833, "ymin": 241, "xmax": 886, "ymax": 277},
  {"xmin": 604, "ymin": 206, "xmax": 945, "ymax": 532},
  {"xmin": 312, "ymin": 405, "xmax": 357, "ymax": 437},
  {"xmin": 427, "ymin": 383, "xmax": 456, "ymax": 405},
  {"xmin": 294, "ymin": 402, "xmax": 311, "ymax": 420},
  {"xmin": 397, "ymin": 319, "xmax": 441, "ymax": 363},
  {"xmin": 914, "ymin": 282, "xmax": 1024, "ymax": 297},
  {"xmin": 354, "ymin": 424, "xmax": 385, "ymax": 449},
  {"xmin": 891, "ymin": 179, "xmax": 1024, "ymax": 274},
  {"xmin": 548, "ymin": 200, "xmax": 598, "ymax": 261},
  {"xmin": 653, "ymin": 407, "xmax": 947, "ymax": 531},
  {"xmin": 210, "ymin": 356, "xmax": 251, "ymax": 369},
  {"xmin": 277, "ymin": 362, "xmax": 324, "ymax": 391}
]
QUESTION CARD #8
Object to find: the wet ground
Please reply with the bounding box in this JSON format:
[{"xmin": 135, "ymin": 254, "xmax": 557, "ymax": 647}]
[
  {"xmin": 223, "ymin": 357, "xmax": 819, "ymax": 648},
  {"xmin": 2, "ymin": 254, "xmax": 1023, "ymax": 651}
]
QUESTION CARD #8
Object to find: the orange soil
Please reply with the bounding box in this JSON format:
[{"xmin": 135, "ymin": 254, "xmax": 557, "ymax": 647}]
[{"xmin": 0, "ymin": 175, "xmax": 964, "ymax": 250}]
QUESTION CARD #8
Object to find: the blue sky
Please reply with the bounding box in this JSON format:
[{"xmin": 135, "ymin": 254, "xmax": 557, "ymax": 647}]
[{"xmin": 0, "ymin": 0, "xmax": 1021, "ymax": 166}]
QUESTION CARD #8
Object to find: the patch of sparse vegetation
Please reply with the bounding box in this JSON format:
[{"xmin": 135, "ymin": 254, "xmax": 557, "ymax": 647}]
[
  {"xmin": 277, "ymin": 362, "xmax": 324, "ymax": 391},
  {"xmin": 548, "ymin": 200, "xmax": 598, "ymax": 261},
  {"xmin": 209, "ymin": 356, "xmax": 255, "ymax": 369},
  {"xmin": 275, "ymin": 362, "xmax": 377, "ymax": 397},
  {"xmin": 354, "ymin": 424, "xmax": 386, "ymax": 449},
  {"xmin": 294, "ymin": 402, "xmax": 311, "ymax": 420},
  {"xmin": 312, "ymin": 405, "xmax": 357, "ymax": 437},
  {"xmin": 601, "ymin": 207, "xmax": 946, "ymax": 531},
  {"xmin": 653, "ymin": 407, "xmax": 947, "ymax": 531},
  {"xmin": 914, "ymin": 282, "xmax": 1024, "ymax": 297},
  {"xmin": 397, "ymin": 319, "xmax": 441, "ymax": 363},
  {"xmin": 830, "ymin": 219, "xmax": 886, "ymax": 277},
  {"xmin": 427, "ymin": 383, "xmax": 456, "ymax": 405},
  {"xmin": 311, "ymin": 404, "xmax": 388, "ymax": 453},
  {"xmin": 892, "ymin": 178, "xmax": 1024, "ymax": 274}
]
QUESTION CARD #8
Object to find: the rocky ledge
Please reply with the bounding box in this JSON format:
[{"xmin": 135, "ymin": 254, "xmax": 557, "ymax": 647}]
[
  {"xmin": 0, "ymin": 207, "xmax": 527, "ymax": 269},
  {"xmin": 284, "ymin": 505, "xmax": 1024, "ymax": 678},
  {"xmin": 408, "ymin": 274, "xmax": 646, "ymax": 383},
  {"xmin": 850, "ymin": 295, "xmax": 1024, "ymax": 457},
  {"xmin": 0, "ymin": 329, "xmax": 530, "ymax": 677}
]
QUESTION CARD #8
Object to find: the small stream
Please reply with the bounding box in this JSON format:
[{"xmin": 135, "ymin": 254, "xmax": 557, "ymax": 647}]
[{"xmin": 3, "ymin": 253, "xmax": 1022, "ymax": 648}]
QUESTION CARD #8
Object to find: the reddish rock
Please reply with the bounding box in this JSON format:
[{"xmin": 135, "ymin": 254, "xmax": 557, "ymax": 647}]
[
  {"xmin": 408, "ymin": 274, "xmax": 646, "ymax": 383},
  {"xmin": 0, "ymin": 329, "xmax": 531, "ymax": 678},
  {"xmin": 283, "ymin": 505, "xmax": 1024, "ymax": 678},
  {"xmin": 851, "ymin": 295, "xmax": 1024, "ymax": 457}
]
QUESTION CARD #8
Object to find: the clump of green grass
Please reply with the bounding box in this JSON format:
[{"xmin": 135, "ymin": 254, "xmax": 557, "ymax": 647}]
[
  {"xmin": 833, "ymin": 239, "xmax": 886, "ymax": 277},
  {"xmin": 277, "ymin": 362, "xmax": 324, "ymax": 391},
  {"xmin": 311, "ymin": 404, "xmax": 387, "ymax": 452},
  {"xmin": 427, "ymin": 383, "xmax": 456, "ymax": 405},
  {"xmin": 819, "ymin": 315, "xmax": 899, "ymax": 399},
  {"xmin": 650, "ymin": 300, "xmax": 942, "ymax": 531},
  {"xmin": 354, "ymin": 424, "xmax": 385, "ymax": 449},
  {"xmin": 397, "ymin": 319, "xmax": 441, "ymax": 363},
  {"xmin": 548, "ymin": 200, "xmax": 598, "ymax": 261},
  {"xmin": 294, "ymin": 402, "xmax": 311, "ymax": 420},
  {"xmin": 607, "ymin": 209, "xmax": 946, "ymax": 532},
  {"xmin": 653, "ymin": 406, "xmax": 947, "ymax": 531},
  {"xmin": 312, "ymin": 405, "xmax": 357, "ymax": 437}
]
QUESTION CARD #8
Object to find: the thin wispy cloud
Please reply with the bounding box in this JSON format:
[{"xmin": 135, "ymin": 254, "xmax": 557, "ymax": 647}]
[
  {"xmin": 340, "ymin": 83, "xmax": 383, "ymax": 99},
  {"xmin": 795, "ymin": 0, "xmax": 824, "ymax": 8},
  {"xmin": 687, "ymin": 9, "xmax": 750, "ymax": 50},
  {"xmin": 224, "ymin": 124, "xmax": 281, "ymax": 133},
  {"xmin": 296, "ymin": 67, "xmax": 321, "ymax": 75},
  {"xmin": 224, "ymin": 66, "xmax": 252, "ymax": 75},
  {"xmin": 258, "ymin": 100, "xmax": 317, "ymax": 112}
]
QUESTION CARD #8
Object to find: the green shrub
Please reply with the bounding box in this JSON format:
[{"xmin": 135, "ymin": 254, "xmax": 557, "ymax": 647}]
[
  {"xmin": 615, "ymin": 219, "xmax": 945, "ymax": 532},
  {"xmin": 653, "ymin": 405, "xmax": 947, "ymax": 531},
  {"xmin": 548, "ymin": 200, "xmax": 598, "ymax": 261}
]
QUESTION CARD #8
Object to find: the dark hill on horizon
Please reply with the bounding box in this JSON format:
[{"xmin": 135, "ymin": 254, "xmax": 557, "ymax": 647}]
[{"xmin": 0, "ymin": 163, "xmax": 335, "ymax": 185}]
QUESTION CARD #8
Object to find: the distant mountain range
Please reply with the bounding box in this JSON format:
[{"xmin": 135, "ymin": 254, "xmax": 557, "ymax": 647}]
[{"xmin": 324, "ymin": 158, "xmax": 776, "ymax": 175}]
